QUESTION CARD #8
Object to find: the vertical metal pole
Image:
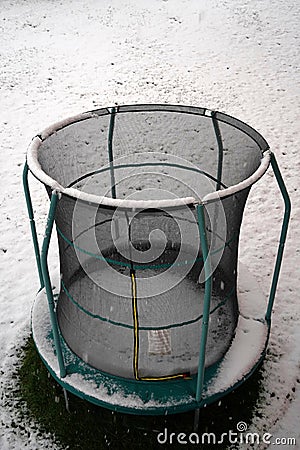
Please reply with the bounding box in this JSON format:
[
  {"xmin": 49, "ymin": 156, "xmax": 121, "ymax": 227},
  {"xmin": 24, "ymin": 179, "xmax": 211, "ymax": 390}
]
[
  {"xmin": 193, "ymin": 407, "xmax": 200, "ymax": 432},
  {"xmin": 63, "ymin": 388, "xmax": 70, "ymax": 413},
  {"xmin": 108, "ymin": 107, "xmax": 117, "ymax": 199},
  {"xmin": 211, "ymin": 111, "xmax": 224, "ymax": 192},
  {"xmin": 41, "ymin": 191, "xmax": 66, "ymax": 378},
  {"xmin": 210, "ymin": 112, "xmax": 223, "ymax": 266},
  {"xmin": 265, "ymin": 153, "xmax": 291, "ymax": 323},
  {"xmin": 196, "ymin": 204, "xmax": 212, "ymax": 402},
  {"xmin": 125, "ymin": 212, "xmax": 140, "ymax": 380},
  {"xmin": 108, "ymin": 107, "xmax": 120, "ymax": 240},
  {"xmin": 23, "ymin": 162, "xmax": 44, "ymax": 289}
]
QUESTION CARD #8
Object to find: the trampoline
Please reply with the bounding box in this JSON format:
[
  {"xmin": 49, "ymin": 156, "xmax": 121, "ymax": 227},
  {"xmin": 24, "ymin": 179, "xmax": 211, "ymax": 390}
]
[{"xmin": 23, "ymin": 104, "xmax": 290, "ymax": 415}]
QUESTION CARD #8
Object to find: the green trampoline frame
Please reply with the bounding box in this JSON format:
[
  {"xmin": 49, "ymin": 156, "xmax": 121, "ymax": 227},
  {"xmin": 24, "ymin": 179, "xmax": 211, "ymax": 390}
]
[{"xmin": 23, "ymin": 106, "xmax": 290, "ymax": 415}]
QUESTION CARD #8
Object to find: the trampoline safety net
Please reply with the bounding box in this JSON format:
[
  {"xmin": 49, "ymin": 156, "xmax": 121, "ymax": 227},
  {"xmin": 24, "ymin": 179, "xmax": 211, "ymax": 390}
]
[{"xmin": 29, "ymin": 105, "xmax": 269, "ymax": 380}]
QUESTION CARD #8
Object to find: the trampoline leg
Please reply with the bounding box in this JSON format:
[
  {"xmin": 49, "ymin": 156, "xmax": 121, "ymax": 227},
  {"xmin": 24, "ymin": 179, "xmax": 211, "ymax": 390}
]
[
  {"xmin": 63, "ymin": 388, "xmax": 70, "ymax": 413},
  {"xmin": 193, "ymin": 408, "xmax": 200, "ymax": 432}
]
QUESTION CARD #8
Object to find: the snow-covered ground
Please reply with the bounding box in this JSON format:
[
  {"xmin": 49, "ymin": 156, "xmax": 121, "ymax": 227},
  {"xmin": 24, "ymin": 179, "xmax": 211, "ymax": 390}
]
[{"xmin": 0, "ymin": 0, "xmax": 299, "ymax": 448}]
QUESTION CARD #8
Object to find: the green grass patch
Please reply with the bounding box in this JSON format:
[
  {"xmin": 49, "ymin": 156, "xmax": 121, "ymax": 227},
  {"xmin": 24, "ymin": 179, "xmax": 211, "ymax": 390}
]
[{"xmin": 16, "ymin": 335, "xmax": 264, "ymax": 449}]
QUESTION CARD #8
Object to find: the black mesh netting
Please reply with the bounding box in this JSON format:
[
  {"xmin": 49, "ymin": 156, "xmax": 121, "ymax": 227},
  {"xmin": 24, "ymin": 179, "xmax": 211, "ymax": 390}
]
[{"xmin": 34, "ymin": 105, "xmax": 268, "ymax": 379}]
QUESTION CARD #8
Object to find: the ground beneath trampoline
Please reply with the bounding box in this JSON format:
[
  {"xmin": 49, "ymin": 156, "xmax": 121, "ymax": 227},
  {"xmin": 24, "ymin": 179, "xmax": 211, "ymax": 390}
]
[{"xmin": 0, "ymin": 0, "xmax": 299, "ymax": 449}]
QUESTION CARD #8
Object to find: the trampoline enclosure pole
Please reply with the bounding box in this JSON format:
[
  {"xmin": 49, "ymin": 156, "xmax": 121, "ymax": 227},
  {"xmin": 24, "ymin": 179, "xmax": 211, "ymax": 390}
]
[
  {"xmin": 23, "ymin": 162, "xmax": 44, "ymax": 289},
  {"xmin": 196, "ymin": 204, "xmax": 212, "ymax": 402},
  {"xmin": 265, "ymin": 153, "xmax": 291, "ymax": 323},
  {"xmin": 41, "ymin": 191, "xmax": 66, "ymax": 378},
  {"xmin": 108, "ymin": 106, "xmax": 117, "ymax": 199},
  {"xmin": 211, "ymin": 111, "xmax": 224, "ymax": 191}
]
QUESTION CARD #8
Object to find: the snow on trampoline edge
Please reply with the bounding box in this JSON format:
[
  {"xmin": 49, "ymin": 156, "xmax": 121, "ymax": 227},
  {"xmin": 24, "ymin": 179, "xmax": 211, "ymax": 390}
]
[{"xmin": 31, "ymin": 264, "xmax": 268, "ymax": 409}]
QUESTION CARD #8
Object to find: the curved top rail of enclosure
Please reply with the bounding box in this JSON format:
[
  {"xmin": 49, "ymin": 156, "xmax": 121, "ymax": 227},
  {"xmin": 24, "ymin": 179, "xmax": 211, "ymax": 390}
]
[{"xmin": 27, "ymin": 104, "xmax": 271, "ymax": 209}]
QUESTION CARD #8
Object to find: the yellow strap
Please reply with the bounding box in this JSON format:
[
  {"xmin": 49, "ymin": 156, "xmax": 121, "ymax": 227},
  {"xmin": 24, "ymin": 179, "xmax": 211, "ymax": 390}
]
[
  {"xmin": 140, "ymin": 374, "xmax": 191, "ymax": 381},
  {"xmin": 130, "ymin": 271, "xmax": 190, "ymax": 382},
  {"xmin": 131, "ymin": 272, "xmax": 140, "ymax": 380}
]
